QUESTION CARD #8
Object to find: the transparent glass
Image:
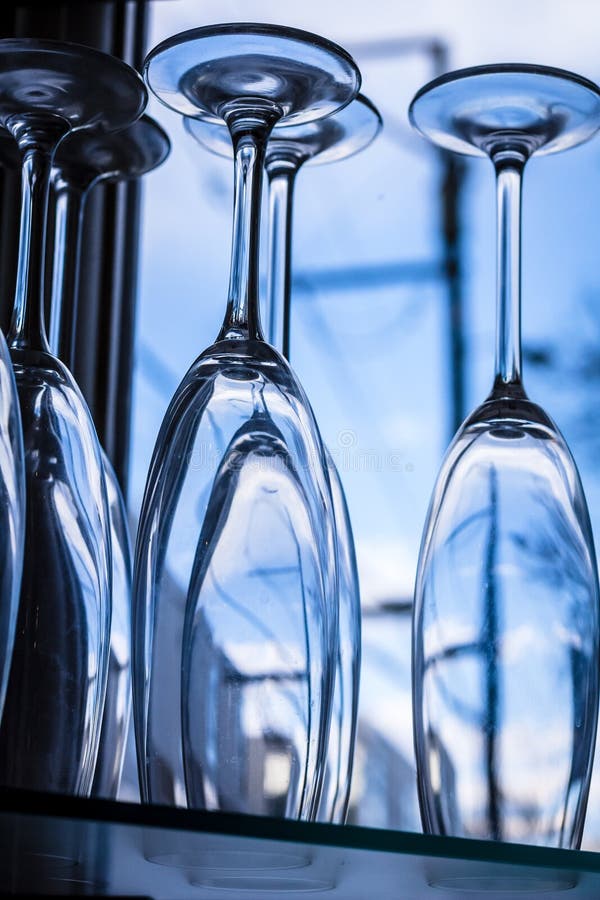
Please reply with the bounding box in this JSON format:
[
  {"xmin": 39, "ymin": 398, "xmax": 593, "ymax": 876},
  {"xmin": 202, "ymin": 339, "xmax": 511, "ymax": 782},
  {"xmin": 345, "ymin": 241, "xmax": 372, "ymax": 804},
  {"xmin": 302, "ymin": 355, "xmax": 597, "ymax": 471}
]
[
  {"xmin": 410, "ymin": 64, "xmax": 600, "ymax": 847},
  {"xmin": 317, "ymin": 467, "xmax": 360, "ymax": 824},
  {"xmin": 184, "ymin": 95, "xmax": 380, "ymax": 823},
  {"xmin": 134, "ymin": 24, "xmax": 360, "ymax": 818},
  {"xmin": 184, "ymin": 95, "xmax": 381, "ymax": 823},
  {"xmin": 0, "ymin": 130, "xmax": 25, "ymax": 728},
  {"xmin": 50, "ymin": 116, "xmax": 169, "ymax": 797},
  {"xmin": 264, "ymin": 97, "xmax": 380, "ymax": 823},
  {"xmin": 0, "ymin": 38, "xmax": 145, "ymax": 794}
]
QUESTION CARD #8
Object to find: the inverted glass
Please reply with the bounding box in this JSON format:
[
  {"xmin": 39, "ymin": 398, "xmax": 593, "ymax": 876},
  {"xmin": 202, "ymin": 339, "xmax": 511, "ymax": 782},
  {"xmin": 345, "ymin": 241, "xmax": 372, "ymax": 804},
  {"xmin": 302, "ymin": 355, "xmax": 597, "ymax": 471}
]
[
  {"xmin": 410, "ymin": 64, "xmax": 600, "ymax": 848},
  {"xmin": 49, "ymin": 116, "xmax": 169, "ymax": 798},
  {"xmin": 134, "ymin": 23, "xmax": 360, "ymax": 819},
  {"xmin": 183, "ymin": 94, "xmax": 380, "ymax": 816},
  {"xmin": 258, "ymin": 95, "xmax": 380, "ymax": 823},
  {"xmin": 184, "ymin": 91, "xmax": 380, "ymax": 825},
  {"xmin": 0, "ymin": 38, "xmax": 146, "ymax": 794},
  {"xmin": 183, "ymin": 95, "xmax": 381, "ymax": 824}
]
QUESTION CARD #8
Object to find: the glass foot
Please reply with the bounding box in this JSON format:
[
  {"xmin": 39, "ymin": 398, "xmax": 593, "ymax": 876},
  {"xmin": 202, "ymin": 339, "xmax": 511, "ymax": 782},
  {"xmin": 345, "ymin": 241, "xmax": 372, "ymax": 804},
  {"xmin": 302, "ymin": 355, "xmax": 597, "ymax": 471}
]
[
  {"xmin": 0, "ymin": 38, "xmax": 146, "ymax": 132},
  {"xmin": 282, "ymin": 92, "xmax": 382, "ymax": 167},
  {"xmin": 145, "ymin": 23, "xmax": 360, "ymax": 126},
  {"xmin": 55, "ymin": 114, "xmax": 170, "ymax": 184},
  {"xmin": 409, "ymin": 63, "xmax": 600, "ymax": 158},
  {"xmin": 184, "ymin": 93, "xmax": 382, "ymax": 167}
]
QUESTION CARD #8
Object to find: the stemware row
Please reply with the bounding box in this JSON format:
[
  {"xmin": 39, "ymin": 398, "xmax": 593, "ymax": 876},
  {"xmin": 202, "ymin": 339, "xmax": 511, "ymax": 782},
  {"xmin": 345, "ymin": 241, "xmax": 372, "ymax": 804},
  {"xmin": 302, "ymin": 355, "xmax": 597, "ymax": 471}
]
[
  {"xmin": 0, "ymin": 22, "xmax": 599, "ymax": 854},
  {"xmin": 0, "ymin": 26, "xmax": 375, "ymax": 827}
]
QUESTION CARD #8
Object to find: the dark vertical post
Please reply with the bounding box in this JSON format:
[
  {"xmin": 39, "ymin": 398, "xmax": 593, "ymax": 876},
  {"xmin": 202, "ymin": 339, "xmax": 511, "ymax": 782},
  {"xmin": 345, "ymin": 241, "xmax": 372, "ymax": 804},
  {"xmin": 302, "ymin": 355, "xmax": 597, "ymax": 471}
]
[
  {"xmin": 429, "ymin": 42, "xmax": 467, "ymax": 441},
  {"xmin": 440, "ymin": 152, "xmax": 467, "ymax": 436}
]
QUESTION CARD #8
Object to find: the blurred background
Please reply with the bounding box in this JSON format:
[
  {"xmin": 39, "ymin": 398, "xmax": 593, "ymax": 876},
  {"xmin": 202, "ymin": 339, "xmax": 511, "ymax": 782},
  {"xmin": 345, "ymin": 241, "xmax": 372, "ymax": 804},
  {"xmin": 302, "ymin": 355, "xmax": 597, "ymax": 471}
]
[{"xmin": 124, "ymin": 0, "xmax": 600, "ymax": 847}]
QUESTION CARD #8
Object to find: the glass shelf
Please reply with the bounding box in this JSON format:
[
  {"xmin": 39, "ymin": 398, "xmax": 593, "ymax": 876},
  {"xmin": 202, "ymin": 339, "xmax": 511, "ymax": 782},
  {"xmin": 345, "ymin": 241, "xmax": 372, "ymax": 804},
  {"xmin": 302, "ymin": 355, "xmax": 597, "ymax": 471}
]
[{"xmin": 1, "ymin": 789, "xmax": 600, "ymax": 897}]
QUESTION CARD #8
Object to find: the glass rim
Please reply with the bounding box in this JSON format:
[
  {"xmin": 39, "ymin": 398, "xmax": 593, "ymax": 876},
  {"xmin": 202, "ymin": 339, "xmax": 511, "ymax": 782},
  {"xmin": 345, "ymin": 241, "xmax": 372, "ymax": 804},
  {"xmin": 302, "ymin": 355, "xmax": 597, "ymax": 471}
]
[
  {"xmin": 143, "ymin": 21, "xmax": 361, "ymax": 89},
  {"xmin": 409, "ymin": 62, "xmax": 600, "ymax": 123}
]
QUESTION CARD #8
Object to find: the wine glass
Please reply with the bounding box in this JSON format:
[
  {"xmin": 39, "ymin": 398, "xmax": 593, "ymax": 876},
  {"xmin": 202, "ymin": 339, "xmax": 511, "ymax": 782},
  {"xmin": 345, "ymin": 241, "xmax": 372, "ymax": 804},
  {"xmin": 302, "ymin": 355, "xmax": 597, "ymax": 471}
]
[
  {"xmin": 184, "ymin": 94, "xmax": 381, "ymax": 823},
  {"xmin": 265, "ymin": 95, "xmax": 381, "ymax": 824},
  {"xmin": 0, "ymin": 38, "xmax": 146, "ymax": 794},
  {"xmin": 410, "ymin": 64, "xmax": 600, "ymax": 848},
  {"xmin": 135, "ymin": 23, "xmax": 360, "ymax": 819},
  {"xmin": 49, "ymin": 116, "xmax": 170, "ymax": 798},
  {"xmin": 0, "ymin": 131, "xmax": 24, "ymax": 733}
]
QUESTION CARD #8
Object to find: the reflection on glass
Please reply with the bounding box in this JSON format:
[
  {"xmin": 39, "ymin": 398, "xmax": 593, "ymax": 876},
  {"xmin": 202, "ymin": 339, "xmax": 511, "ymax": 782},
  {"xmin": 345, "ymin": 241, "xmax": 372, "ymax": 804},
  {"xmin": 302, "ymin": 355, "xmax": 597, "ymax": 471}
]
[
  {"xmin": 134, "ymin": 23, "xmax": 361, "ymax": 818},
  {"xmin": 411, "ymin": 64, "xmax": 600, "ymax": 847}
]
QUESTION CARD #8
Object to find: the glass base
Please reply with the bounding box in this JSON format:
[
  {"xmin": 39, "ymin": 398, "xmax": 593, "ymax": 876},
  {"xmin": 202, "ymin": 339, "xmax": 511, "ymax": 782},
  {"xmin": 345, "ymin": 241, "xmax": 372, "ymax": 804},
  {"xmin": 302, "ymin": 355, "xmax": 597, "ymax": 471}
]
[
  {"xmin": 409, "ymin": 63, "xmax": 600, "ymax": 158},
  {"xmin": 184, "ymin": 93, "xmax": 382, "ymax": 169},
  {"xmin": 0, "ymin": 38, "xmax": 145, "ymax": 132},
  {"xmin": 55, "ymin": 114, "xmax": 170, "ymax": 186},
  {"xmin": 145, "ymin": 23, "xmax": 359, "ymax": 126}
]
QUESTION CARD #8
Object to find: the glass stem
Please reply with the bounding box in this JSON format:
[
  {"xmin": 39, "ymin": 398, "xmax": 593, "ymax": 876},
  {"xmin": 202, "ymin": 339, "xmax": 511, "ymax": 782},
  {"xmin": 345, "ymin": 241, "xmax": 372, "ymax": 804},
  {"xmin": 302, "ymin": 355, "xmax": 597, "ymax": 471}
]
[
  {"xmin": 7, "ymin": 115, "xmax": 70, "ymax": 353},
  {"xmin": 49, "ymin": 178, "xmax": 86, "ymax": 369},
  {"xmin": 492, "ymin": 153, "xmax": 526, "ymax": 393},
  {"xmin": 266, "ymin": 163, "xmax": 298, "ymax": 359},
  {"xmin": 218, "ymin": 107, "xmax": 281, "ymax": 342}
]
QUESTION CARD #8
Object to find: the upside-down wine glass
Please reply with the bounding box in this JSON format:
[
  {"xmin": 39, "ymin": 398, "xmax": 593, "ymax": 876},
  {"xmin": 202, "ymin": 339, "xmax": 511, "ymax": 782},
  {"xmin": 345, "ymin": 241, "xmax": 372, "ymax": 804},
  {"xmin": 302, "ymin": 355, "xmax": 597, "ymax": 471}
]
[
  {"xmin": 135, "ymin": 23, "xmax": 360, "ymax": 819},
  {"xmin": 0, "ymin": 38, "xmax": 146, "ymax": 794},
  {"xmin": 49, "ymin": 115, "xmax": 170, "ymax": 797},
  {"xmin": 410, "ymin": 64, "xmax": 600, "ymax": 848},
  {"xmin": 183, "ymin": 93, "xmax": 381, "ymax": 822},
  {"xmin": 265, "ymin": 96, "xmax": 382, "ymax": 824},
  {"xmin": 264, "ymin": 96, "xmax": 382, "ymax": 824},
  {"xmin": 0, "ymin": 135, "xmax": 24, "ymax": 731}
]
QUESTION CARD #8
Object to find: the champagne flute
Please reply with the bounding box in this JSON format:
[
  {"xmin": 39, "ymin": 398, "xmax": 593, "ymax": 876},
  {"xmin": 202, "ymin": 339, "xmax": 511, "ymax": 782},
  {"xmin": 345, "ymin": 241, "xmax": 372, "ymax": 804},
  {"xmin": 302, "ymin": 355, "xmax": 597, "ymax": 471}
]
[
  {"xmin": 184, "ymin": 93, "xmax": 382, "ymax": 823},
  {"xmin": 264, "ymin": 96, "xmax": 381, "ymax": 824},
  {"xmin": 410, "ymin": 64, "xmax": 600, "ymax": 847},
  {"xmin": 135, "ymin": 23, "xmax": 360, "ymax": 818},
  {"xmin": 49, "ymin": 115, "xmax": 170, "ymax": 797},
  {"xmin": 0, "ymin": 38, "xmax": 145, "ymax": 794}
]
